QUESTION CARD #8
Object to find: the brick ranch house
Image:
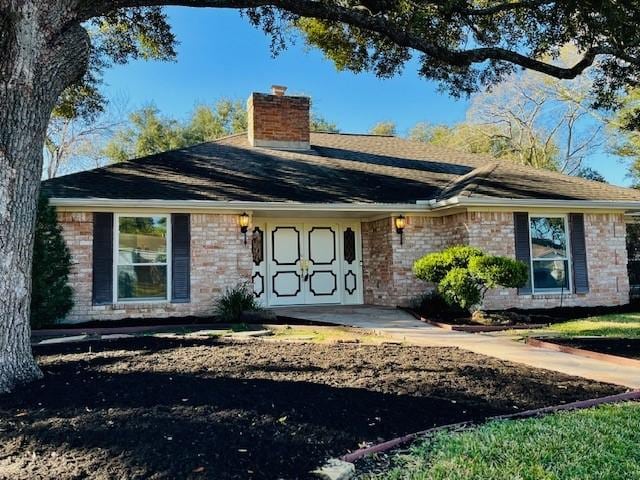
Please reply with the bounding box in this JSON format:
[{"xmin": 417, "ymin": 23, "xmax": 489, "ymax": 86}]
[{"xmin": 42, "ymin": 85, "xmax": 640, "ymax": 323}]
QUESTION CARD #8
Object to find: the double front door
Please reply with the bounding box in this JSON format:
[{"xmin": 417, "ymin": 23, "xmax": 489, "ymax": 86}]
[{"xmin": 252, "ymin": 221, "xmax": 362, "ymax": 306}]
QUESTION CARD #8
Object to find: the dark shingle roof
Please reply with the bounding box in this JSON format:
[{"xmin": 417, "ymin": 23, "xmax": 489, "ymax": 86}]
[{"xmin": 42, "ymin": 132, "xmax": 640, "ymax": 204}]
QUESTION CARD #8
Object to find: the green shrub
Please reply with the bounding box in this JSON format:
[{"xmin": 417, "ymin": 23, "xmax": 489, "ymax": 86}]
[
  {"xmin": 438, "ymin": 268, "xmax": 482, "ymax": 310},
  {"xmin": 31, "ymin": 195, "xmax": 74, "ymax": 328},
  {"xmin": 469, "ymin": 255, "xmax": 529, "ymax": 289},
  {"xmin": 413, "ymin": 245, "xmax": 484, "ymax": 283},
  {"xmin": 413, "ymin": 245, "xmax": 528, "ymax": 311},
  {"xmin": 214, "ymin": 283, "xmax": 262, "ymax": 322},
  {"xmin": 410, "ymin": 291, "xmax": 470, "ymax": 320}
]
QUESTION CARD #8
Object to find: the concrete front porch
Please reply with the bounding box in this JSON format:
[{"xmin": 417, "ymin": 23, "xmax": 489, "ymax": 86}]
[
  {"xmin": 274, "ymin": 305, "xmax": 640, "ymax": 389},
  {"xmin": 273, "ymin": 305, "xmax": 424, "ymax": 328}
]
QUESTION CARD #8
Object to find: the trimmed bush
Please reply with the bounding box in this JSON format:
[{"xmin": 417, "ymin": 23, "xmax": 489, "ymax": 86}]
[
  {"xmin": 469, "ymin": 255, "xmax": 529, "ymax": 289},
  {"xmin": 410, "ymin": 291, "xmax": 470, "ymax": 320},
  {"xmin": 413, "ymin": 246, "xmax": 528, "ymax": 310},
  {"xmin": 413, "ymin": 245, "xmax": 484, "ymax": 284},
  {"xmin": 31, "ymin": 195, "xmax": 74, "ymax": 328},
  {"xmin": 214, "ymin": 283, "xmax": 263, "ymax": 322},
  {"xmin": 439, "ymin": 268, "xmax": 481, "ymax": 310}
]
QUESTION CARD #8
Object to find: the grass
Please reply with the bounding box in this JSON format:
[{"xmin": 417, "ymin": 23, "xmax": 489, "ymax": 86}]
[
  {"xmin": 370, "ymin": 402, "xmax": 640, "ymax": 480},
  {"xmin": 507, "ymin": 312, "xmax": 640, "ymax": 339},
  {"xmin": 268, "ymin": 325, "xmax": 390, "ymax": 344},
  {"xmin": 545, "ymin": 313, "xmax": 640, "ymax": 338}
]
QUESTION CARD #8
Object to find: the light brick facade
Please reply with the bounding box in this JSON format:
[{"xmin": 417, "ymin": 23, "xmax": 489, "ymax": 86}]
[
  {"xmin": 467, "ymin": 211, "xmax": 629, "ymax": 309},
  {"xmin": 59, "ymin": 209, "xmax": 629, "ymax": 323},
  {"xmin": 59, "ymin": 212, "xmax": 252, "ymax": 323},
  {"xmin": 362, "ymin": 213, "xmax": 469, "ymax": 305},
  {"xmin": 362, "ymin": 211, "xmax": 629, "ymax": 309}
]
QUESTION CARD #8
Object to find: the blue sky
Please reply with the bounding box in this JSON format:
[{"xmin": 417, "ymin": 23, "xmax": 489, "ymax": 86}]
[{"xmin": 102, "ymin": 6, "xmax": 630, "ymax": 186}]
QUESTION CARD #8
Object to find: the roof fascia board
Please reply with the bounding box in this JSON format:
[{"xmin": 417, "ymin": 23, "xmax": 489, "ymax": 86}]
[
  {"xmin": 423, "ymin": 196, "xmax": 640, "ymax": 211},
  {"xmin": 48, "ymin": 196, "xmax": 640, "ymax": 214},
  {"xmin": 48, "ymin": 197, "xmax": 430, "ymax": 213}
]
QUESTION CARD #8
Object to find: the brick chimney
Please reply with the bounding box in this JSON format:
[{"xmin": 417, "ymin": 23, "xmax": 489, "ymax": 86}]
[{"xmin": 247, "ymin": 85, "xmax": 310, "ymax": 150}]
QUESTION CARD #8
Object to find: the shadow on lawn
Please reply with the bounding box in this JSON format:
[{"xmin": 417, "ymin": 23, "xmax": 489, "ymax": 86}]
[{"xmin": 0, "ymin": 337, "xmax": 622, "ymax": 480}]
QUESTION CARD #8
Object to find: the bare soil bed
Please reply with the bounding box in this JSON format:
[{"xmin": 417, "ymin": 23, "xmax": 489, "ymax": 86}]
[
  {"xmin": 0, "ymin": 337, "xmax": 623, "ymax": 480},
  {"xmin": 545, "ymin": 338, "xmax": 640, "ymax": 360}
]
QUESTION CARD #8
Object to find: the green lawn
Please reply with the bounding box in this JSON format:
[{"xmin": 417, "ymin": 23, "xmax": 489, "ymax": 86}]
[
  {"xmin": 510, "ymin": 312, "xmax": 640, "ymax": 339},
  {"xmin": 545, "ymin": 313, "xmax": 640, "ymax": 338},
  {"xmin": 370, "ymin": 403, "xmax": 640, "ymax": 480}
]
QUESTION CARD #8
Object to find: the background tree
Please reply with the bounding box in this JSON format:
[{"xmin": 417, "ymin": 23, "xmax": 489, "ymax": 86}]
[
  {"xmin": 103, "ymin": 105, "xmax": 187, "ymax": 161},
  {"xmin": 44, "ymin": 104, "xmax": 125, "ymax": 178},
  {"xmin": 609, "ymin": 88, "xmax": 640, "ymax": 186},
  {"xmin": 465, "ymin": 63, "xmax": 603, "ymax": 174},
  {"xmin": 370, "ymin": 121, "xmax": 396, "ymax": 136},
  {"xmin": 3, "ymin": 1, "xmax": 640, "ymax": 394},
  {"xmin": 30, "ymin": 197, "xmax": 73, "ymax": 328},
  {"xmin": 182, "ymin": 100, "xmax": 248, "ymax": 145},
  {"xmin": 310, "ymin": 113, "xmax": 339, "ymax": 133},
  {"xmin": 104, "ymin": 101, "xmax": 340, "ymax": 162},
  {"xmin": 410, "ymin": 49, "xmax": 606, "ymax": 174}
]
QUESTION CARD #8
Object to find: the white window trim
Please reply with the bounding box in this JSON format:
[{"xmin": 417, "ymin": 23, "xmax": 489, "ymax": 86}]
[
  {"xmin": 113, "ymin": 213, "xmax": 172, "ymax": 304},
  {"xmin": 528, "ymin": 213, "xmax": 572, "ymax": 295}
]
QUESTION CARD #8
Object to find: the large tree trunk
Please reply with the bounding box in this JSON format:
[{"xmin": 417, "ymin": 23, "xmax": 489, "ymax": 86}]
[{"xmin": 0, "ymin": 2, "xmax": 90, "ymax": 394}]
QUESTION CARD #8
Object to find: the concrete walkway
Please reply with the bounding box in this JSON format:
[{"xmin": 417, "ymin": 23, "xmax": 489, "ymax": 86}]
[{"xmin": 274, "ymin": 305, "xmax": 640, "ymax": 389}]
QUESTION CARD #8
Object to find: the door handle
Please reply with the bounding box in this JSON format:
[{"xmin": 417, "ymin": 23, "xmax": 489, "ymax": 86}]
[{"xmin": 300, "ymin": 258, "xmax": 310, "ymax": 282}]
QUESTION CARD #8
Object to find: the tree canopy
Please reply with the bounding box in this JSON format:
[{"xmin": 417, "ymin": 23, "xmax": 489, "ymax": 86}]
[
  {"xmin": 370, "ymin": 121, "xmax": 397, "ymax": 136},
  {"xmin": 102, "ymin": 100, "xmax": 339, "ymax": 162},
  {"xmin": 56, "ymin": 1, "xmax": 640, "ymax": 121}
]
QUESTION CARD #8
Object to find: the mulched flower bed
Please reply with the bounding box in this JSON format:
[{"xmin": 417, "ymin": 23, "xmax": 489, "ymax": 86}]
[
  {"xmin": 32, "ymin": 314, "xmax": 336, "ymax": 331},
  {"xmin": 543, "ymin": 338, "xmax": 640, "ymax": 361},
  {"xmin": 0, "ymin": 337, "xmax": 624, "ymax": 480}
]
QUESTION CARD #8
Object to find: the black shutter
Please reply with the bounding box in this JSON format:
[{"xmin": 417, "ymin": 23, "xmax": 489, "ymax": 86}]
[
  {"xmin": 92, "ymin": 213, "xmax": 113, "ymax": 305},
  {"xmin": 513, "ymin": 212, "xmax": 532, "ymax": 295},
  {"xmin": 171, "ymin": 213, "xmax": 191, "ymax": 303},
  {"xmin": 569, "ymin": 213, "xmax": 589, "ymax": 294}
]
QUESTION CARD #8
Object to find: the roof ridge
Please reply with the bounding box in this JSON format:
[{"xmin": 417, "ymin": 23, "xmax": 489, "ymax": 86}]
[
  {"xmin": 211, "ymin": 132, "xmax": 247, "ymax": 143},
  {"xmin": 311, "ymin": 131, "xmax": 396, "ymax": 138},
  {"xmin": 437, "ymin": 162, "xmax": 498, "ymax": 199}
]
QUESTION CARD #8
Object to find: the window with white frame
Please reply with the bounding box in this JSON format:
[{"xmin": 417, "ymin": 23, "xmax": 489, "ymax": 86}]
[
  {"xmin": 116, "ymin": 215, "xmax": 169, "ymax": 301},
  {"xmin": 529, "ymin": 216, "xmax": 570, "ymax": 293}
]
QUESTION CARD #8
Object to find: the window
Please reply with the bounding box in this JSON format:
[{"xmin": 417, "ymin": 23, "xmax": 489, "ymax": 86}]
[
  {"xmin": 529, "ymin": 216, "xmax": 570, "ymax": 293},
  {"xmin": 116, "ymin": 215, "xmax": 169, "ymax": 301}
]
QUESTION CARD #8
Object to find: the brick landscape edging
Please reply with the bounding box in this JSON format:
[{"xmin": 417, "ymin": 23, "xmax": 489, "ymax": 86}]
[
  {"xmin": 340, "ymin": 390, "xmax": 640, "ymax": 464},
  {"xmin": 526, "ymin": 336, "xmax": 640, "ymax": 368},
  {"xmin": 401, "ymin": 308, "xmax": 547, "ymax": 333}
]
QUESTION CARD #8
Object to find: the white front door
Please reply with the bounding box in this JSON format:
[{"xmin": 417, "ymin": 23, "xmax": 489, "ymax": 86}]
[
  {"xmin": 265, "ymin": 222, "xmax": 357, "ymax": 306},
  {"xmin": 306, "ymin": 225, "xmax": 341, "ymax": 304},
  {"xmin": 268, "ymin": 225, "xmax": 304, "ymax": 305}
]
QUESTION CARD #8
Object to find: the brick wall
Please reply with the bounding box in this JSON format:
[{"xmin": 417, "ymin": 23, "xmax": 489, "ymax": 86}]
[
  {"xmin": 468, "ymin": 211, "xmax": 629, "ymax": 309},
  {"xmin": 362, "ymin": 214, "xmax": 469, "ymax": 306},
  {"xmin": 59, "ymin": 209, "xmax": 629, "ymax": 320},
  {"xmin": 247, "ymin": 91, "xmax": 310, "ymax": 149},
  {"xmin": 361, "ymin": 211, "xmax": 629, "ymax": 309},
  {"xmin": 59, "ymin": 212, "xmax": 252, "ymax": 323},
  {"xmin": 362, "ymin": 217, "xmax": 395, "ymax": 305}
]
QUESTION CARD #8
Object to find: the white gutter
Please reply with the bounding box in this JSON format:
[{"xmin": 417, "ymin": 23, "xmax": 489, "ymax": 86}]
[
  {"xmin": 49, "ymin": 195, "xmax": 640, "ymax": 213},
  {"xmin": 48, "ymin": 197, "xmax": 431, "ymax": 213},
  {"xmin": 422, "ymin": 196, "xmax": 640, "ymax": 211}
]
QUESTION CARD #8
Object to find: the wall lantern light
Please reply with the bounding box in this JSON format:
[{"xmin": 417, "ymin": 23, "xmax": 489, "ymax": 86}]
[
  {"xmin": 239, "ymin": 212, "xmax": 250, "ymax": 244},
  {"xmin": 394, "ymin": 215, "xmax": 406, "ymax": 245}
]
